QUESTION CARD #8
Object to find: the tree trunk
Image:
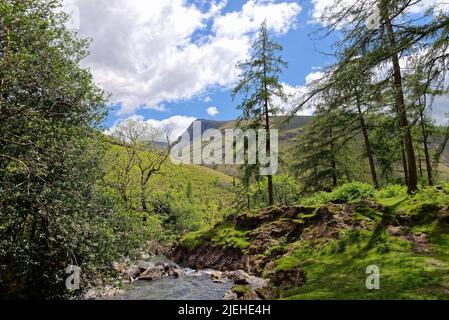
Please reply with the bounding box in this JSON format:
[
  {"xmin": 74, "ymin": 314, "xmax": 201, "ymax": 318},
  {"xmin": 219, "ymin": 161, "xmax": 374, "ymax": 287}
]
[
  {"xmin": 420, "ymin": 110, "xmax": 433, "ymax": 186},
  {"xmin": 435, "ymin": 125, "xmax": 449, "ymax": 164},
  {"xmin": 262, "ymin": 34, "xmax": 274, "ymax": 206},
  {"xmin": 418, "ymin": 151, "xmax": 423, "ymax": 177},
  {"xmin": 140, "ymin": 181, "xmax": 148, "ymax": 212},
  {"xmin": 355, "ymin": 94, "xmax": 379, "ymax": 188},
  {"xmin": 381, "ymin": 2, "xmax": 418, "ymax": 193},
  {"xmin": 401, "ymin": 141, "xmax": 409, "ymax": 186},
  {"xmin": 329, "ymin": 128, "xmax": 337, "ymax": 187}
]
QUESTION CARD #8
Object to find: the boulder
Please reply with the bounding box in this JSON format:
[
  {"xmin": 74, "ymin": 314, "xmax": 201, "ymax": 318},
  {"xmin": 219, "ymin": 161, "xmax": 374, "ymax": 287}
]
[
  {"xmin": 223, "ymin": 291, "xmax": 238, "ymax": 300},
  {"xmin": 210, "ymin": 271, "xmax": 226, "ymax": 283},
  {"xmin": 140, "ymin": 252, "xmax": 150, "ymax": 260},
  {"xmin": 124, "ymin": 267, "xmax": 141, "ymax": 278},
  {"xmin": 163, "ymin": 262, "xmax": 177, "ymax": 272},
  {"xmin": 255, "ymin": 286, "xmax": 279, "ymax": 300},
  {"xmin": 233, "ymin": 270, "xmax": 251, "ymax": 285},
  {"xmin": 170, "ymin": 268, "xmax": 185, "ymax": 278},
  {"xmin": 138, "ymin": 265, "xmax": 165, "ymax": 280}
]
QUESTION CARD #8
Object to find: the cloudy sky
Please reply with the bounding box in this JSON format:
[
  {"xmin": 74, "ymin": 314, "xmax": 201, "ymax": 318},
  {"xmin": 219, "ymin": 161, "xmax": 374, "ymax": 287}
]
[{"xmin": 62, "ymin": 0, "xmax": 448, "ymax": 139}]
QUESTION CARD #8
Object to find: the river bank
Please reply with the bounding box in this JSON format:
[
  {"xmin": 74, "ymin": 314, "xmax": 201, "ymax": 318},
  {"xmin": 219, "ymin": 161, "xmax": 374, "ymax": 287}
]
[{"xmin": 86, "ymin": 255, "xmax": 270, "ymax": 300}]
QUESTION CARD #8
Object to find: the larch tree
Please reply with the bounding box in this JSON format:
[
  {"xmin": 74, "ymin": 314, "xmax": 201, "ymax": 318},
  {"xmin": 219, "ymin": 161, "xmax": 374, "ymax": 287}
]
[
  {"xmin": 292, "ymin": 0, "xmax": 449, "ymax": 193},
  {"xmin": 232, "ymin": 20, "xmax": 286, "ymax": 206}
]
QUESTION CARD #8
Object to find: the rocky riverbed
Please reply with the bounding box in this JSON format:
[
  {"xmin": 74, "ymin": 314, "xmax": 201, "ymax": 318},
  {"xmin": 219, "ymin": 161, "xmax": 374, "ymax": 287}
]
[{"xmin": 86, "ymin": 256, "xmax": 273, "ymax": 300}]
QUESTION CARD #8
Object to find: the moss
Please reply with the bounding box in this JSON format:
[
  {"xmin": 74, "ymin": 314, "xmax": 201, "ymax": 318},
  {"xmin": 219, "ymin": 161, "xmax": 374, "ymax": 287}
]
[
  {"xmin": 274, "ymin": 255, "xmax": 302, "ymax": 273},
  {"xmin": 353, "ymin": 207, "xmax": 383, "ymax": 227},
  {"xmin": 179, "ymin": 229, "xmax": 209, "ymax": 251},
  {"xmin": 231, "ymin": 285, "xmax": 252, "ymax": 294},
  {"xmin": 262, "ymin": 236, "xmax": 289, "ymax": 258},
  {"xmin": 181, "ymin": 184, "xmax": 449, "ymax": 300},
  {"xmin": 180, "ymin": 223, "xmax": 250, "ymax": 251},
  {"xmin": 209, "ymin": 223, "xmax": 251, "ymax": 250}
]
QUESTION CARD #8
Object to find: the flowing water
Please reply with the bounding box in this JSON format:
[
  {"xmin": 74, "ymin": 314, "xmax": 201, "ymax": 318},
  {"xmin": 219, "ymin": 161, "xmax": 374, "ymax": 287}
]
[{"xmin": 113, "ymin": 257, "xmax": 233, "ymax": 300}]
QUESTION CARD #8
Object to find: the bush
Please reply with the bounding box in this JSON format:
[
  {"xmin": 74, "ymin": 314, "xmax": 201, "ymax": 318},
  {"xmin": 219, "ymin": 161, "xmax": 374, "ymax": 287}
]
[
  {"xmin": 301, "ymin": 182, "xmax": 375, "ymax": 206},
  {"xmin": 331, "ymin": 182, "xmax": 375, "ymax": 202}
]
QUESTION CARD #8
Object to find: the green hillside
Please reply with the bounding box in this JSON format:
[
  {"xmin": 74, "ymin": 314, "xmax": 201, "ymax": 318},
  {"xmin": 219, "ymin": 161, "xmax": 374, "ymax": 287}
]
[
  {"xmin": 103, "ymin": 140, "xmax": 236, "ymax": 241},
  {"xmin": 180, "ymin": 116, "xmax": 449, "ymax": 183}
]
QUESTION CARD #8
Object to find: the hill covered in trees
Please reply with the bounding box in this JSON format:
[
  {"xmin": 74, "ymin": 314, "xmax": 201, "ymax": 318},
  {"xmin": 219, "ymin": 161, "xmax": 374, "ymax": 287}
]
[{"xmin": 178, "ymin": 116, "xmax": 449, "ymax": 189}]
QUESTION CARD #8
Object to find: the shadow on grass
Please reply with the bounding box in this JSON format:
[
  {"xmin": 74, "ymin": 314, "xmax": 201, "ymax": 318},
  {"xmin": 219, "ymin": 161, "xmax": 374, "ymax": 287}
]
[{"xmin": 364, "ymin": 197, "xmax": 408, "ymax": 251}]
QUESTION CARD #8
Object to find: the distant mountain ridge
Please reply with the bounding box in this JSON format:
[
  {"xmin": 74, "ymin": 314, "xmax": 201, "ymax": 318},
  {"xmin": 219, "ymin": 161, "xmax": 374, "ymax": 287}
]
[
  {"xmin": 175, "ymin": 115, "xmax": 449, "ymax": 180},
  {"xmin": 180, "ymin": 116, "xmax": 314, "ymax": 139}
]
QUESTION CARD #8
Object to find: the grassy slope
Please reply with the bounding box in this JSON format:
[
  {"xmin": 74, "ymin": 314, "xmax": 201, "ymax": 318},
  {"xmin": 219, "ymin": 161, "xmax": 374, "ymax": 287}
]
[
  {"xmin": 281, "ymin": 223, "xmax": 449, "ymax": 299},
  {"xmin": 179, "ymin": 183, "xmax": 449, "ymax": 299},
  {"xmin": 278, "ymin": 186, "xmax": 449, "ymax": 299},
  {"xmin": 104, "ymin": 142, "xmax": 235, "ymax": 231}
]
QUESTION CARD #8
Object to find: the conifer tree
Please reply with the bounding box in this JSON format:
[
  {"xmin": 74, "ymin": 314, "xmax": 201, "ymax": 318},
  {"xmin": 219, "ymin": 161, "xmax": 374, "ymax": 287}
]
[{"xmin": 232, "ymin": 21, "xmax": 286, "ymax": 206}]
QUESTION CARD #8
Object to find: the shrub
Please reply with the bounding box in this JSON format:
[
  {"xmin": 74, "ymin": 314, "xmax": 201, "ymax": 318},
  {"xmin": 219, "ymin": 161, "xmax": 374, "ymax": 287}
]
[
  {"xmin": 301, "ymin": 182, "xmax": 375, "ymax": 206},
  {"xmin": 330, "ymin": 182, "xmax": 375, "ymax": 202}
]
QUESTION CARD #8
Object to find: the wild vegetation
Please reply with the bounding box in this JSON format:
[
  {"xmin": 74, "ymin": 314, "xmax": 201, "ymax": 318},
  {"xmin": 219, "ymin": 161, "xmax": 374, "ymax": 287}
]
[{"xmin": 1, "ymin": 0, "xmax": 449, "ymax": 300}]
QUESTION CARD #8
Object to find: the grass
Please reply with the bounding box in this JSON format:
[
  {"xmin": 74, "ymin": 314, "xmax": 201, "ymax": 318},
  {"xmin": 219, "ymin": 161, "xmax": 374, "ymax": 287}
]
[
  {"xmin": 278, "ymin": 229, "xmax": 449, "ymax": 300},
  {"xmin": 179, "ymin": 182, "xmax": 449, "ymax": 299},
  {"xmin": 276, "ymin": 185, "xmax": 449, "ymax": 299},
  {"xmin": 300, "ymin": 182, "xmax": 376, "ymax": 206}
]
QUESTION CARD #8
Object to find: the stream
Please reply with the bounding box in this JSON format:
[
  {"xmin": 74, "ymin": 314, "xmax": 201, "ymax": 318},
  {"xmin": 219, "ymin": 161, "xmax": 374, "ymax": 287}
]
[{"xmin": 110, "ymin": 256, "xmax": 234, "ymax": 300}]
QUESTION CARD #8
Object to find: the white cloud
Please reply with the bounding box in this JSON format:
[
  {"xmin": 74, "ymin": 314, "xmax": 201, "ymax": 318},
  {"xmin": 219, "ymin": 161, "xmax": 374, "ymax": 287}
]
[
  {"xmin": 207, "ymin": 106, "xmax": 219, "ymax": 117},
  {"xmin": 64, "ymin": 0, "xmax": 301, "ymax": 115},
  {"xmin": 106, "ymin": 115, "xmax": 196, "ymax": 142},
  {"xmin": 213, "ymin": 0, "xmax": 301, "ymax": 38},
  {"xmin": 271, "ymin": 80, "xmax": 315, "ymax": 116},
  {"xmin": 310, "ymin": 0, "xmax": 449, "ymax": 28},
  {"xmin": 407, "ymin": 0, "xmax": 449, "ymax": 14},
  {"xmin": 305, "ymin": 71, "xmax": 325, "ymax": 85},
  {"xmin": 309, "ymin": 0, "xmax": 372, "ymax": 28}
]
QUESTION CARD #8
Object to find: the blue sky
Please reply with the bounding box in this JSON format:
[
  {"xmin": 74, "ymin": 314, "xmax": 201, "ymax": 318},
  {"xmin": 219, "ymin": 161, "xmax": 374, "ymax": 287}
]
[
  {"xmin": 64, "ymin": 0, "xmax": 337, "ymax": 137},
  {"xmin": 100, "ymin": 0, "xmax": 330, "ymax": 127},
  {"xmin": 63, "ymin": 0, "xmax": 447, "ymax": 138},
  {"xmin": 103, "ymin": 0, "xmax": 338, "ymax": 126}
]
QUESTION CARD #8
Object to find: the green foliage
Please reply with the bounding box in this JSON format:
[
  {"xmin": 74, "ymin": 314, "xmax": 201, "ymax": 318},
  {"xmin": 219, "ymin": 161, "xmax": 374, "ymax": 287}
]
[
  {"xmin": 393, "ymin": 185, "xmax": 449, "ymax": 223},
  {"xmin": 0, "ymin": 0, "xmax": 122, "ymax": 298},
  {"xmin": 232, "ymin": 21, "xmax": 287, "ymax": 205},
  {"xmin": 301, "ymin": 182, "xmax": 375, "ymax": 206},
  {"xmin": 231, "ymin": 285, "xmax": 252, "ymax": 294},
  {"xmin": 104, "ymin": 143, "xmax": 235, "ymax": 236},
  {"xmin": 247, "ymin": 174, "xmax": 301, "ymax": 208},
  {"xmin": 374, "ymin": 185, "xmax": 407, "ymax": 199},
  {"xmin": 178, "ymin": 229, "xmax": 209, "ymax": 251},
  {"xmin": 331, "ymin": 182, "xmax": 375, "ymax": 202},
  {"xmin": 209, "ymin": 224, "xmax": 251, "ymax": 250}
]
